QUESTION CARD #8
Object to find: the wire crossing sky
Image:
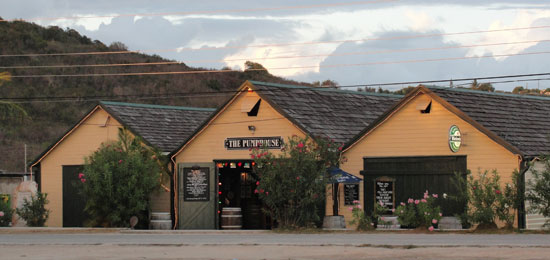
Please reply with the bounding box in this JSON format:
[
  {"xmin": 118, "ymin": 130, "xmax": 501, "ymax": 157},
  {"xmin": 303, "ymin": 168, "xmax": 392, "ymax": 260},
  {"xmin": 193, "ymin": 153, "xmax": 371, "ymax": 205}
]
[{"xmin": 2, "ymin": 0, "xmax": 550, "ymax": 90}]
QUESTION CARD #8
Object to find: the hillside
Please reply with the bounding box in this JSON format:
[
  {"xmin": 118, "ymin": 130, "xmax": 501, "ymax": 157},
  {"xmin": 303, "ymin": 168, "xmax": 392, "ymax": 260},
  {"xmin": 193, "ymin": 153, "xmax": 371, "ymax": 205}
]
[{"xmin": 0, "ymin": 20, "xmax": 308, "ymax": 172}]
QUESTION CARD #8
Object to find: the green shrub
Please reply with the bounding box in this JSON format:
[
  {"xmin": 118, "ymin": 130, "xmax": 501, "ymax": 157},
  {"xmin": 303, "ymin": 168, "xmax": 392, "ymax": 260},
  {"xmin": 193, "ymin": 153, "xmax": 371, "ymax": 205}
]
[
  {"xmin": 452, "ymin": 170, "xmax": 519, "ymax": 229},
  {"xmin": 348, "ymin": 200, "xmax": 387, "ymax": 231},
  {"xmin": 81, "ymin": 128, "xmax": 163, "ymax": 227},
  {"xmin": 0, "ymin": 194, "xmax": 13, "ymax": 227},
  {"xmin": 395, "ymin": 190, "xmax": 442, "ymax": 230},
  {"xmin": 526, "ymin": 157, "xmax": 550, "ymax": 227},
  {"xmin": 15, "ymin": 192, "xmax": 50, "ymax": 227},
  {"xmin": 252, "ymin": 135, "xmax": 343, "ymax": 229}
]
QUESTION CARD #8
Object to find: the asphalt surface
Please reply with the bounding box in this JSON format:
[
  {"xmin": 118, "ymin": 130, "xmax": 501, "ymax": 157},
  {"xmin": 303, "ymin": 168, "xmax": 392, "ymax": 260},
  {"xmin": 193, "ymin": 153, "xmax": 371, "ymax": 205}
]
[{"xmin": 1, "ymin": 230, "xmax": 549, "ymax": 247}]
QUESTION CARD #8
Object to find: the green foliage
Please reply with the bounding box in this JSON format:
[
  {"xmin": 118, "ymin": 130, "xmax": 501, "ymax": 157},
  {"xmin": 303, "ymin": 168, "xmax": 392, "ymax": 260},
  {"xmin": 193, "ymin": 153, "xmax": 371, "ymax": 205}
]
[
  {"xmin": 348, "ymin": 200, "xmax": 386, "ymax": 230},
  {"xmin": 395, "ymin": 191, "xmax": 442, "ymax": 230},
  {"xmin": 0, "ymin": 19, "xmax": 302, "ymax": 172},
  {"xmin": 252, "ymin": 135, "xmax": 343, "ymax": 229},
  {"xmin": 81, "ymin": 128, "xmax": 163, "ymax": 227},
  {"xmin": 452, "ymin": 170, "xmax": 519, "ymax": 229},
  {"xmin": 526, "ymin": 157, "xmax": 550, "ymax": 227},
  {"xmin": 15, "ymin": 192, "xmax": 50, "ymax": 227},
  {"xmin": 0, "ymin": 194, "xmax": 14, "ymax": 227}
]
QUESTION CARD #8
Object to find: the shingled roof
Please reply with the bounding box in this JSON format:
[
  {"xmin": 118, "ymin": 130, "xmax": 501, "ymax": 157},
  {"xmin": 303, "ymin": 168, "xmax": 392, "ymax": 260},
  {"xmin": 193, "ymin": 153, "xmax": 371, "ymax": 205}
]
[
  {"xmin": 427, "ymin": 86, "xmax": 550, "ymax": 157},
  {"xmin": 100, "ymin": 102, "xmax": 215, "ymax": 153},
  {"xmin": 250, "ymin": 81, "xmax": 403, "ymax": 144}
]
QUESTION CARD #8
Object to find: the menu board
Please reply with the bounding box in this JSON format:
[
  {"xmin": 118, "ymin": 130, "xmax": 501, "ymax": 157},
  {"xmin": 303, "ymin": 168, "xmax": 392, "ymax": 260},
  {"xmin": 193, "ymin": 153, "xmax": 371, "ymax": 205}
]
[
  {"xmin": 183, "ymin": 167, "xmax": 210, "ymax": 201},
  {"xmin": 344, "ymin": 184, "xmax": 359, "ymax": 205},
  {"xmin": 375, "ymin": 180, "xmax": 394, "ymax": 210}
]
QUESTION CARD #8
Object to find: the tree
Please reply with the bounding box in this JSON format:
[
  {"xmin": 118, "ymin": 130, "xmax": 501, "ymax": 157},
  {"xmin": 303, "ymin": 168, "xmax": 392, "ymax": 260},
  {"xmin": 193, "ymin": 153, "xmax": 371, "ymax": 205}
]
[
  {"xmin": 81, "ymin": 128, "xmax": 164, "ymax": 227},
  {"xmin": 0, "ymin": 72, "xmax": 29, "ymax": 121},
  {"xmin": 251, "ymin": 135, "xmax": 344, "ymax": 228},
  {"xmin": 312, "ymin": 80, "xmax": 339, "ymax": 88},
  {"xmin": 526, "ymin": 157, "xmax": 550, "ymax": 227},
  {"xmin": 470, "ymin": 80, "xmax": 495, "ymax": 92}
]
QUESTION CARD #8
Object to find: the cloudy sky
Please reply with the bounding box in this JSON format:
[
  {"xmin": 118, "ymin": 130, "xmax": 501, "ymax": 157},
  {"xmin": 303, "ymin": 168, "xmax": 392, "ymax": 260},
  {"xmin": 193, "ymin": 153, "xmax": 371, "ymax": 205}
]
[{"xmin": 3, "ymin": 0, "xmax": 550, "ymax": 91}]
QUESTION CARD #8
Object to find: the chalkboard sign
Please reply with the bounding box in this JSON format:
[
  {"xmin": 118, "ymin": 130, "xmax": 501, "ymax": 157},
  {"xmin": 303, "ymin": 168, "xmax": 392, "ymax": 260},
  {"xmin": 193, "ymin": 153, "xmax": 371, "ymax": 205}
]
[
  {"xmin": 183, "ymin": 167, "xmax": 210, "ymax": 201},
  {"xmin": 375, "ymin": 179, "xmax": 394, "ymax": 210},
  {"xmin": 344, "ymin": 184, "xmax": 359, "ymax": 205}
]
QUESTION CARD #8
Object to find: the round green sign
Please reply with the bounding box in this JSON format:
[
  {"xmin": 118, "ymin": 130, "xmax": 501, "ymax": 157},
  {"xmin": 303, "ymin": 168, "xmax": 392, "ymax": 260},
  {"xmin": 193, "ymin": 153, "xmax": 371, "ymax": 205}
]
[{"xmin": 449, "ymin": 125, "xmax": 461, "ymax": 153}]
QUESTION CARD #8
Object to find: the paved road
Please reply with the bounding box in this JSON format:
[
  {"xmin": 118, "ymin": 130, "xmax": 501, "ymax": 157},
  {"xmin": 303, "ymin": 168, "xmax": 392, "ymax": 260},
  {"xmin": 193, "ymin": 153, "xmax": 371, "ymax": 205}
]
[
  {"xmin": 1, "ymin": 230, "xmax": 550, "ymax": 260},
  {"xmin": 1, "ymin": 230, "xmax": 549, "ymax": 247}
]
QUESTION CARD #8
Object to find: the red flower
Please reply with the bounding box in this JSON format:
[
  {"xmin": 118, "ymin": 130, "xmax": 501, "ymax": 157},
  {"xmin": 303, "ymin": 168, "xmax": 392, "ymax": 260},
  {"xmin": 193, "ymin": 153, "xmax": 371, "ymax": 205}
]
[
  {"xmin": 296, "ymin": 177, "xmax": 300, "ymax": 180},
  {"xmin": 473, "ymin": 186, "xmax": 477, "ymax": 190},
  {"xmin": 495, "ymin": 190, "xmax": 501, "ymax": 194},
  {"xmin": 256, "ymin": 181, "xmax": 260, "ymax": 186},
  {"xmin": 260, "ymin": 189, "xmax": 264, "ymax": 193},
  {"xmin": 78, "ymin": 173, "xmax": 85, "ymax": 179},
  {"xmin": 250, "ymin": 155, "xmax": 255, "ymax": 159},
  {"xmin": 297, "ymin": 143, "xmax": 304, "ymax": 148},
  {"xmin": 338, "ymin": 146, "xmax": 343, "ymax": 151},
  {"xmin": 81, "ymin": 178, "xmax": 86, "ymax": 183},
  {"xmin": 118, "ymin": 159, "xmax": 123, "ymax": 164},
  {"xmin": 254, "ymin": 189, "xmax": 259, "ymax": 194}
]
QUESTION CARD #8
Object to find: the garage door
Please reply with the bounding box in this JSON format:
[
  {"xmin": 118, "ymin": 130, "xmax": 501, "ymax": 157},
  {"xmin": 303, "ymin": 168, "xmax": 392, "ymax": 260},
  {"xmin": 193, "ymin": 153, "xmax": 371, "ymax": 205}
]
[{"xmin": 361, "ymin": 156, "xmax": 467, "ymax": 216}]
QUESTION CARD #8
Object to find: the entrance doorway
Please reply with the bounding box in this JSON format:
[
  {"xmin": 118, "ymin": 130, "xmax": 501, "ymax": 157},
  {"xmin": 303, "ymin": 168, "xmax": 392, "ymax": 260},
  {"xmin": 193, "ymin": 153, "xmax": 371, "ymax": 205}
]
[{"xmin": 216, "ymin": 160, "xmax": 267, "ymax": 229}]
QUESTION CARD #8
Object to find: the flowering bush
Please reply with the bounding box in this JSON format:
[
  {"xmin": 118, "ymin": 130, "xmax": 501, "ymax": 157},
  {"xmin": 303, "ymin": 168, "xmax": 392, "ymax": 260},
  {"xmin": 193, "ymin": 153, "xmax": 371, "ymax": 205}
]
[
  {"xmin": 252, "ymin": 135, "xmax": 343, "ymax": 228},
  {"xmin": 452, "ymin": 170, "xmax": 519, "ymax": 229},
  {"xmin": 348, "ymin": 200, "xmax": 372, "ymax": 230},
  {"xmin": 15, "ymin": 192, "xmax": 50, "ymax": 227},
  {"xmin": 0, "ymin": 194, "xmax": 13, "ymax": 227},
  {"xmin": 395, "ymin": 190, "xmax": 442, "ymax": 231},
  {"xmin": 81, "ymin": 128, "xmax": 164, "ymax": 227}
]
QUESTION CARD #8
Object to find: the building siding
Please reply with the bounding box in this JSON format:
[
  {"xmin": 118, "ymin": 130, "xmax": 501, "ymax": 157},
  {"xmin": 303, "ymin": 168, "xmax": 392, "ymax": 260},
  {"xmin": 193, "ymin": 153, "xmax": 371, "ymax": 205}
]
[{"xmin": 337, "ymin": 92, "xmax": 520, "ymax": 227}]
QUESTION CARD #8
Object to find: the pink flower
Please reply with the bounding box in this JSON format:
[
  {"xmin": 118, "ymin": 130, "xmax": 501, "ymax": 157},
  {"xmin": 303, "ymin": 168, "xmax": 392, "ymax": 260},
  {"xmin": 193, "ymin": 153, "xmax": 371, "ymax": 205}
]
[
  {"xmin": 408, "ymin": 198, "xmax": 414, "ymax": 204},
  {"xmin": 353, "ymin": 200, "xmax": 360, "ymax": 204},
  {"xmin": 251, "ymin": 155, "xmax": 255, "ymax": 159},
  {"xmin": 381, "ymin": 217, "xmax": 385, "ymax": 221},
  {"xmin": 297, "ymin": 143, "xmax": 304, "ymax": 148},
  {"xmin": 348, "ymin": 207, "xmax": 354, "ymax": 211},
  {"xmin": 421, "ymin": 199, "xmax": 427, "ymax": 203},
  {"xmin": 296, "ymin": 177, "xmax": 300, "ymax": 180},
  {"xmin": 379, "ymin": 201, "xmax": 384, "ymax": 207},
  {"xmin": 338, "ymin": 146, "xmax": 343, "ymax": 151},
  {"xmin": 414, "ymin": 200, "xmax": 420, "ymax": 205},
  {"xmin": 495, "ymin": 190, "xmax": 501, "ymax": 194},
  {"xmin": 254, "ymin": 189, "xmax": 259, "ymax": 194},
  {"xmin": 439, "ymin": 213, "xmax": 443, "ymax": 217},
  {"xmin": 391, "ymin": 208, "xmax": 395, "ymax": 213},
  {"xmin": 78, "ymin": 173, "xmax": 85, "ymax": 179},
  {"xmin": 256, "ymin": 181, "xmax": 260, "ymax": 186},
  {"xmin": 118, "ymin": 159, "xmax": 123, "ymax": 164},
  {"xmin": 0, "ymin": 211, "xmax": 4, "ymax": 217},
  {"xmin": 81, "ymin": 178, "xmax": 86, "ymax": 183},
  {"xmin": 400, "ymin": 202, "xmax": 405, "ymax": 206},
  {"xmin": 473, "ymin": 186, "xmax": 477, "ymax": 190},
  {"xmin": 357, "ymin": 205, "xmax": 362, "ymax": 209},
  {"xmin": 370, "ymin": 223, "xmax": 374, "ymax": 226},
  {"xmin": 428, "ymin": 226, "xmax": 434, "ymax": 232},
  {"xmin": 432, "ymin": 219, "xmax": 438, "ymax": 224},
  {"xmin": 260, "ymin": 189, "xmax": 264, "ymax": 193},
  {"xmin": 432, "ymin": 194, "xmax": 439, "ymax": 198},
  {"xmin": 424, "ymin": 193, "xmax": 429, "ymax": 199},
  {"xmin": 265, "ymin": 192, "xmax": 269, "ymax": 195}
]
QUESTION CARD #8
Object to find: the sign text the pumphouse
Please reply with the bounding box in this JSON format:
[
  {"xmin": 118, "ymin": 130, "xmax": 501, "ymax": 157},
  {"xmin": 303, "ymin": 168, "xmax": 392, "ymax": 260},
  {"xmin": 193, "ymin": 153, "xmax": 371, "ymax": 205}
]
[{"xmin": 224, "ymin": 137, "xmax": 283, "ymax": 150}]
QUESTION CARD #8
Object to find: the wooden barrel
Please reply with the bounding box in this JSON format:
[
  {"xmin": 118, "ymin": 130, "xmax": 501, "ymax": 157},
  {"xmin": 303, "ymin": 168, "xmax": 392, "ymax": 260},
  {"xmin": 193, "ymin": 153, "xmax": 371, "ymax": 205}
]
[{"xmin": 221, "ymin": 207, "xmax": 242, "ymax": 229}]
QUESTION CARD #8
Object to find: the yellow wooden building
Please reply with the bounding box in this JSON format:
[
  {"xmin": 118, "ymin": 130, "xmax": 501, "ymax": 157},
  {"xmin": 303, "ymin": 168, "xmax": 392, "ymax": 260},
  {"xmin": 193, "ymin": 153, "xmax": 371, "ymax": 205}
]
[
  {"xmin": 339, "ymin": 85, "xmax": 550, "ymax": 228},
  {"xmin": 29, "ymin": 101, "xmax": 214, "ymax": 227},
  {"xmin": 169, "ymin": 80, "xmax": 401, "ymax": 229}
]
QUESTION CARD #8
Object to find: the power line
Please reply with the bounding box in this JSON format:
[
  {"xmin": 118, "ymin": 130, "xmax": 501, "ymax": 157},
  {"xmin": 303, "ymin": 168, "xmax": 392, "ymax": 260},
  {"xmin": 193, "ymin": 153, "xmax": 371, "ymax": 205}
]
[
  {"xmin": 0, "ymin": 0, "xmax": 396, "ymax": 22},
  {"xmin": 9, "ymin": 50, "xmax": 550, "ymax": 78},
  {"xmin": 2, "ymin": 39, "xmax": 548, "ymax": 70},
  {"xmin": 2, "ymin": 25, "xmax": 550, "ymax": 58},
  {"xmin": 3, "ymin": 72, "xmax": 550, "ymax": 104}
]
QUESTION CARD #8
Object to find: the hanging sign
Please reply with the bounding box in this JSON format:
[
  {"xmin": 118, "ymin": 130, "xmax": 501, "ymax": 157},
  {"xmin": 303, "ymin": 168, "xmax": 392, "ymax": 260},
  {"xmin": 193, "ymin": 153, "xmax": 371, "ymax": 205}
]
[
  {"xmin": 224, "ymin": 137, "xmax": 283, "ymax": 150},
  {"xmin": 183, "ymin": 167, "xmax": 210, "ymax": 201},
  {"xmin": 448, "ymin": 125, "xmax": 462, "ymax": 153}
]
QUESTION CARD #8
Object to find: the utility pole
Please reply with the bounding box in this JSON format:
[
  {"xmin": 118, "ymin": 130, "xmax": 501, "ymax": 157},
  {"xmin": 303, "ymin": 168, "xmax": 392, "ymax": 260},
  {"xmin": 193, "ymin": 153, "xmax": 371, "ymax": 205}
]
[{"xmin": 24, "ymin": 144, "xmax": 27, "ymax": 180}]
